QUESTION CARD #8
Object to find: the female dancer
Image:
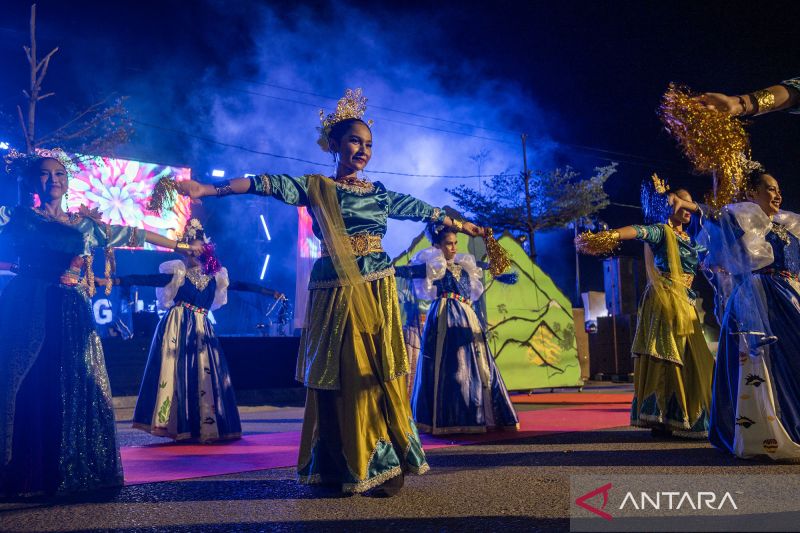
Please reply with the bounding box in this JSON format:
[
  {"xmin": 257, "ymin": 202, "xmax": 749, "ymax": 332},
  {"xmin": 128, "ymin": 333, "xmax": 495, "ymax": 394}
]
[
  {"xmin": 691, "ymin": 171, "xmax": 800, "ymax": 459},
  {"xmin": 395, "ymin": 223, "xmax": 519, "ymax": 435},
  {"xmin": 175, "ymin": 89, "xmax": 483, "ymax": 495},
  {"xmin": 0, "ymin": 152, "xmax": 201, "ymax": 496},
  {"xmin": 102, "ymin": 218, "xmax": 279, "ymax": 443},
  {"xmin": 576, "ymin": 177, "xmax": 713, "ymax": 437}
]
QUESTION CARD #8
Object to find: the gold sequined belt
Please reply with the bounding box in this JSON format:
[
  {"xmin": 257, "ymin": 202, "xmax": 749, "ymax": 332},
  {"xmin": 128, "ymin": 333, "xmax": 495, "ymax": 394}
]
[
  {"xmin": 177, "ymin": 301, "xmax": 209, "ymax": 315},
  {"xmin": 442, "ymin": 292, "xmax": 471, "ymax": 305},
  {"xmin": 660, "ymin": 271, "xmax": 694, "ymax": 289},
  {"xmin": 320, "ymin": 233, "xmax": 384, "ymax": 257}
]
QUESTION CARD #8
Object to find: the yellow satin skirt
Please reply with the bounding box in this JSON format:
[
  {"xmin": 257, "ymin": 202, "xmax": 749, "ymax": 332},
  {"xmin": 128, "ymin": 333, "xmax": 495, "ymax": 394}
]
[
  {"xmin": 296, "ymin": 276, "xmax": 429, "ymax": 493},
  {"xmin": 630, "ymin": 286, "xmax": 714, "ymax": 436}
]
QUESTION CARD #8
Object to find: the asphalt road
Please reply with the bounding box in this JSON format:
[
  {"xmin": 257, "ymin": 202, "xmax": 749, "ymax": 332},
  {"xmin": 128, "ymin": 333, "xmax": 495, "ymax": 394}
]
[{"xmin": 3, "ymin": 388, "xmax": 799, "ymax": 532}]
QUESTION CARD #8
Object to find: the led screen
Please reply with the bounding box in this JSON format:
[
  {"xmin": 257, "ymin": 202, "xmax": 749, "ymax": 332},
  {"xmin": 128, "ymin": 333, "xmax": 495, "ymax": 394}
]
[{"xmin": 66, "ymin": 155, "xmax": 191, "ymax": 249}]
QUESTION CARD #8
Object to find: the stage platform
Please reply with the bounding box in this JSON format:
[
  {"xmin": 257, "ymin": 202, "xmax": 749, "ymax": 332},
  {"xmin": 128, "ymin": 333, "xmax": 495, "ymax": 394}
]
[{"xmin": 103, "ymin": 335, "xmax": 303, "ymax": 402}]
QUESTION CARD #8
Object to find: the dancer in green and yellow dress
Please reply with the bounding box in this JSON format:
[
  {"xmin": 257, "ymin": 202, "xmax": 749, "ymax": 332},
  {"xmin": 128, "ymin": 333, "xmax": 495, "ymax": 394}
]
[
  {"xmin": 576, "ymin": 175, "xmax": 714, "ymax": 438},
  {"xmin": 175, "ymin": 89, "xmax": 484, "ymax": 495}
]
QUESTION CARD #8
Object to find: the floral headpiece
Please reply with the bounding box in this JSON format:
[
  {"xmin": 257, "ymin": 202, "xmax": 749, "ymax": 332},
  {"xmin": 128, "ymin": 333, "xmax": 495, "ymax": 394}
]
[
  {"xmin": 317, "ymin": 88, "xmax": 374, "ymax": 153},
  {"xmin": 4, "ymin": 147, "xmax": 78, "ymax": 179},
  {"xmin": 178, "ymin": 217, "xmax": 211, "ymax": 244},
  {"xmin": 178, "ymin": 217, "xmax": 221, "ymax": 275}
]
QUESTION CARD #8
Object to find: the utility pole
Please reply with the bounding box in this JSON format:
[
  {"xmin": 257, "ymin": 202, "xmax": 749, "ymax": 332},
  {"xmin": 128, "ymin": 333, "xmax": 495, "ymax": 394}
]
[{"xmin": 521, "ymin": 133, "xmax": 536, "ymax": 262}]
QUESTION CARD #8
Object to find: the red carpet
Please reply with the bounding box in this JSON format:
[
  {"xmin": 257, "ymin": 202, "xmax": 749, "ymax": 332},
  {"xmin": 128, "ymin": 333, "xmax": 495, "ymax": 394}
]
[
  {"xmin": 511, "ymin": 392, "xmax": 633, "ymax": 405},
  {"xmin": 121, "ymin": 403, "xmax": 630, "ymax": 485}
]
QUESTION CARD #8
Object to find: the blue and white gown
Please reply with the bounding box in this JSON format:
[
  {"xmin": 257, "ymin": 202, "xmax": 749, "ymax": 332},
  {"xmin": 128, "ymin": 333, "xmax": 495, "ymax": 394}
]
[
  {"xmin": 132, "ymin": 260, "xmax": 241, "ymax": 442},
  {"xmin": 397, "ymin": 248, "xmax": 519, "ymax": 435},
  {"xmin": 704, "ymin": 202, "xmax": 800, "ymax": 459}
]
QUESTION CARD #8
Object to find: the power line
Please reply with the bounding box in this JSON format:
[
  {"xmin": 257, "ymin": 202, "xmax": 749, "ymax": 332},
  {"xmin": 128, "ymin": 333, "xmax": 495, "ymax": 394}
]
[
  {"xmin": 130, "ymin": 119, "xmax": 513, "ymax": 179},
  {"xmin": 125, "ymin": 66, "xmax": 684, "ymax": 167}
]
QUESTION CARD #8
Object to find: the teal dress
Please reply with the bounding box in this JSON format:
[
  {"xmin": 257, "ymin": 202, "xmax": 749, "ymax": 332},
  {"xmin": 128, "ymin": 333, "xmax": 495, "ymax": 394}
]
[
  {"xmin": 249, "ymin": 174, "xmax": 444, "ymax": 493},
  {"xmin": 0, "ymin": 206, "xmax": 144, "ymax": 496},
  {"xmin": 628, "ymin": 223, "xmax": 715, "ymax": 436}
]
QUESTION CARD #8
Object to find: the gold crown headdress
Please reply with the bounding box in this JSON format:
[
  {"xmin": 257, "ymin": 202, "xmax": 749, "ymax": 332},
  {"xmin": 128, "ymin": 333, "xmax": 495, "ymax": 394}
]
[
  {"xmin": 651, "ymin": 173, "xmax": 669, "ymax": 194},
  {"xmin": 317, "ymin": 88, "xmax": 374, "ymax": 153},
  {"xmin": 4, "ymin": 147, "xmax": 78, "ymax": 179}
]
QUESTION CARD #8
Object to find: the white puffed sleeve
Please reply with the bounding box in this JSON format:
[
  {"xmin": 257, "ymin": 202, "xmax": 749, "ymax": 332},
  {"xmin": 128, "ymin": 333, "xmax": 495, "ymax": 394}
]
[
  {"xmin": 727, "ymin": 202, "xmax": 775, "ymax": 272},
  {"xmin": 211, "ymin": 267, "xmax": 229, "ymax": 311},
  {"xmin": 410, "ymin": 247, "xmax": 447, "ymax": 300},
  {"xmin": 156, "ymin": 260, "xmax": 186, "ymax": 309},
  {"xmin": 455, "ymin": 253, "xmax": 485, "ymax": 301}
]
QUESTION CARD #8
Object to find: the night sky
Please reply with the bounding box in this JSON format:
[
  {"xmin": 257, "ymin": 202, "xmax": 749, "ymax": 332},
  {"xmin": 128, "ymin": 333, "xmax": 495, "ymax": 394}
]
[{"xmin": 2, "ymin": 0, "xmax": 800, "ymax": 302}]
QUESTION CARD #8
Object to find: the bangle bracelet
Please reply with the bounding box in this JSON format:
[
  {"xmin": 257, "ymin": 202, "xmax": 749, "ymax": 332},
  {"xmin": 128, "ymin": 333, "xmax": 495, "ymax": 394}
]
[
  {"xmin": 175, "ymin": 242, "xmax": 190, "ymax": 251},
  {"xmin": 752, "ymin": 89, "xmax": 776, "ymax": 115},
  {"xmin": 451, "ymin": 218, "xmax": 464, "ymax": 232},
  {"xmin": 736, "ymin": 95, "xmax": 747, "ymax": 115},
  {"xmin": 214, "ymin": 180, "xmax": 233, "ymax": 196}
]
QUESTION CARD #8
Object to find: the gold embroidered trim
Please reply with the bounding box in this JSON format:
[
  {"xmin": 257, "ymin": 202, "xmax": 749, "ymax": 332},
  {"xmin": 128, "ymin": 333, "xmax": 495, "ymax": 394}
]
[
  {"xmin": 430, "ymin": 207, "xmax": 442, "ymax": 221},
  {"xmin": 257, "ymin": 174, "xmax": 272, "ymax": 196},
  {"xmin": 771, "ymin": 222, "xmax": 791, "ymax": 245},
  {"xmin": 446, "ymin": 261, "xmax": 463, "ymax": 279},
  {"xmin": 308, "ymin": 266, "xmax": 395, "ymax": 289},
  {"xmin": 320, "ymin": 232, "xmax": 383, "ymax": 257},
  {"xmin": 342, "ymin": 466, "xmax": 403, "ymax": 494},
  {"xmin": 333, "ymin": 176, "xmax": 375, "ymax": 195},
  {"xmin": 186, "ymin": 266, "xmax": 211, "ymax": 291}
]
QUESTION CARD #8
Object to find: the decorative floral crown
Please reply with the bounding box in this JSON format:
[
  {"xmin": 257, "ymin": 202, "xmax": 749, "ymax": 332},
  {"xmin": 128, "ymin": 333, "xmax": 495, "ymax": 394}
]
[
  {"xmin": 4, "ymin": 147, "xmax": 78, "ymax": 179},
  {"xmin": 178, "ymin": 217, "xmax": 211, "ymax": 244},
  {"xmin": 316, "ymin": 88, "xmax": 374, "ymax": 153},
  {"xmin": 651, "ymin": 173, "xmax": 669, "ymax": 194}
]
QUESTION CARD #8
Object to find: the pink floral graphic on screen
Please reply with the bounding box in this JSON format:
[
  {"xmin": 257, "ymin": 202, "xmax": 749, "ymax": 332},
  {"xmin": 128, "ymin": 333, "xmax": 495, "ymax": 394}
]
[{"xmin": 66, "ymin": 155, "xmax": 191, "ymax": 249}]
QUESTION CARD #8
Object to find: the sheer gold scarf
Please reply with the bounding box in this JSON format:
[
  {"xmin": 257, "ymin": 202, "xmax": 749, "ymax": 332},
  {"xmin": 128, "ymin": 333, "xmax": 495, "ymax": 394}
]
[{"xmin": 643, "ymin": 224, "xmax": 695, "ymax": 336}]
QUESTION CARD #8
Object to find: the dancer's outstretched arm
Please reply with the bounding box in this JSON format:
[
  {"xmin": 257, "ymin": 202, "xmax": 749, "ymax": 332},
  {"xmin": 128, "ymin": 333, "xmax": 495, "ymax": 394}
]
[
  {"xmin": 696, "ymin": 77, "xmax": 800, "ymax": 116},
  {"xmin": 177, "ymin": 176, "xmax": 484, "ymax": 237}
]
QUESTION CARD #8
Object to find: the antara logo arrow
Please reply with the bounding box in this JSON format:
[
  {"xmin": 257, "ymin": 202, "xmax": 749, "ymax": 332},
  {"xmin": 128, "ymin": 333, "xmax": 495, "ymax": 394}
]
[{"xmin": 575, "ymin": 482, "xmax": 614, "ymax": 521}]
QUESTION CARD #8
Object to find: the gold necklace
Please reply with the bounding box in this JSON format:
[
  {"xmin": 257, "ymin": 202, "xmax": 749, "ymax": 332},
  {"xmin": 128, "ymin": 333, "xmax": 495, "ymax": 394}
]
[
  {"xmin": 185, "ymin": 266, "xmax": 212, "ymax": 291},
  {"xmin": 669, "ymin": 223, "xmax": 689, "ymax": 241},
  {"xmin": 333, "ymin": 175, "xmax": 374, "ymax": 194},
  {"xmin": 771, "ymin": 222, "xmax": 791, "ymax": 245},
  {"xmin": 446, "ymin": 261, "xmax": 463, "ymax": 279},
  {"xmin": 32, "ymin": 206, "xmax": 79, "ymax": 225}
]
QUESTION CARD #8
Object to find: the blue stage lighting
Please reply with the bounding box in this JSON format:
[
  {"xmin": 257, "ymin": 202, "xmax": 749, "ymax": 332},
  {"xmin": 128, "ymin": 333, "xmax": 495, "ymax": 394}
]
[
  {"xmin": 211, "ymin": 169, "xmax": 225, "ymax": 178},
  {"xmin": 259, "ymin": 214, "xmax": 272, "ymax": 241},
  {"xmin": 259, "ymin": 254, "xmax": 271, "ymax": 280}
]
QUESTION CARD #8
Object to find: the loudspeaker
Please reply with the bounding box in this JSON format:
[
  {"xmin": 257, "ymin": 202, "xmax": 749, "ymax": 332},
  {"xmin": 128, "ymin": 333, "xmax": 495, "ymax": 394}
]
[
  {"xmin": 588, "ymin": 313, "xmax": 636, "ymax": 377},
  {"xmin": 603, "ymin": 257, "xmax": 645, "ymax": 316}
]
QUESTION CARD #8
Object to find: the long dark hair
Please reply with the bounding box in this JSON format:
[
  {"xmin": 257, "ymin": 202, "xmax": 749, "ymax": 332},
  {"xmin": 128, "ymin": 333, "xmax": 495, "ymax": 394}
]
[{"xmin": 425, "ymin": 222, "xmax": 458, "ymax": 245}]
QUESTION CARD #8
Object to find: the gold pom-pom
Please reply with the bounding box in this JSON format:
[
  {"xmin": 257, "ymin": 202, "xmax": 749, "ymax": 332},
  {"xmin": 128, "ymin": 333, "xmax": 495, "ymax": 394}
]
[
  {"xmin": 147, "ymin": 176, "xmax": 178, "ymax": 214},
  {"xmin": 658, "ymin": 83, "xmax": 754, "ymax": 209},
  {"xmin": 484, "ymin": 228, "xmax": 512, "ymax": 277},
  {"xmin": 575, "ymin": 230, "xmax": 621, "ymax": 256}
]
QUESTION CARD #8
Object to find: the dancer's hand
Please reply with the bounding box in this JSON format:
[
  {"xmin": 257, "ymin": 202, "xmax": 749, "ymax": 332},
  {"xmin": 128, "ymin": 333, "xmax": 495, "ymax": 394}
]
[
  {"xmin": 175, "ymin": 242, "xmax": 205, "ymax": 256},
  {"xmin": 694, "ymin": 92, "xmax": 743, "ymax": 115},
  {"xmin": 177, "ymin": 180, "xmax": 214, "ymax": 200},
  {"xmin": 463, "ymin": 222, "xmax": 484, "ymax": 237}
]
